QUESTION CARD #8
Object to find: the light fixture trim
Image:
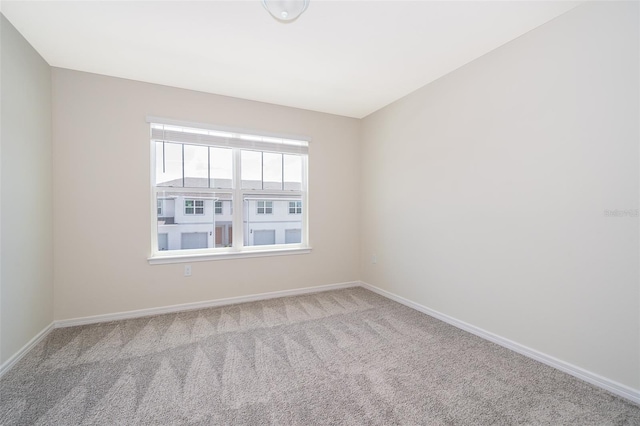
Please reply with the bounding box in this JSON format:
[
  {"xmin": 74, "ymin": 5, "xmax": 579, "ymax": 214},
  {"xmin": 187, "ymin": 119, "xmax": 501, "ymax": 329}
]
[{"xmin": 262, "ymin": 0, "xmax": 310, "ymax": 22}]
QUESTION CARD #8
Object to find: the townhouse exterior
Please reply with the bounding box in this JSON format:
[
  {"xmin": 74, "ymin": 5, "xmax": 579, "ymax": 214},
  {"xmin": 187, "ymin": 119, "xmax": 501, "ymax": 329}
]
[{"xmin": 156, "ymin": 183, "xmax": 302, "ymax": 251}]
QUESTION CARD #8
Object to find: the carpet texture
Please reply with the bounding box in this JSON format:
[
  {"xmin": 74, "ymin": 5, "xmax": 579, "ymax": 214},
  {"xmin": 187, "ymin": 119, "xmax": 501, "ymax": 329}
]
[{"xmin": 1, "ymin": 287, "xmax": 639, "ymax": 425}]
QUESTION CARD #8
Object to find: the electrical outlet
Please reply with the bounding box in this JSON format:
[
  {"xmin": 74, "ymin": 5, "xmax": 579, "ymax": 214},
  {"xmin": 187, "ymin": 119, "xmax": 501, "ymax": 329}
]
[{"xmin": 184, "ymin": 264, "xmax": 192, "ymax": 277}]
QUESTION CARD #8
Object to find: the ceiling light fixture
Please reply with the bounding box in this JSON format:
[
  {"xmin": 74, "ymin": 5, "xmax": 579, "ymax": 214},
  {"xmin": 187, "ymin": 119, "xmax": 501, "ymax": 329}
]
[{"xmin": 262, "ymin": 0, "xmax": 310, "ymax": 22}]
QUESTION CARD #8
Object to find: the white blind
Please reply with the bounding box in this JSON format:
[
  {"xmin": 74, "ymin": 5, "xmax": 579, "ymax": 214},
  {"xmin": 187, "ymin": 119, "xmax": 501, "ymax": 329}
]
[{"xmin": 149, "ymin": 122, "xmax": 309, "ymax": 155}]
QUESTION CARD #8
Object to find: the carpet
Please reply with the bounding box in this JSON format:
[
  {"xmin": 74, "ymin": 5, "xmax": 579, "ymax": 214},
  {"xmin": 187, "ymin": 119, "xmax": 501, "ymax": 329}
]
[{"xmin": 1, "ymin": 287, "xmax": 638, "ymax": 425}]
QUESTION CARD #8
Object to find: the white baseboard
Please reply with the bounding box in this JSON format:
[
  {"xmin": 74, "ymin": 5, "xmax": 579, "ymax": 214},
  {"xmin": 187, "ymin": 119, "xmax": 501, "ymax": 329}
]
[
  {"xmin": 0, "ymin": 322, "xmax": 54, "ymax": 379},
  {"xmin": 359, "ymin": 281, "xmax": 640, "ymax": 405},
  {"xmin": 55, "ymin": 281, "xmax": 360, "ymax": 328}
]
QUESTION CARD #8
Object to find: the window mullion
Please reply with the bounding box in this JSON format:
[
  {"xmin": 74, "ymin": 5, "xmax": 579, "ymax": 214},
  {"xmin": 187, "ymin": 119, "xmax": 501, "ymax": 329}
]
[
  {"xmin": 150, "ymin": 144, "xmax": 158, "ymax": 256},
  {"xmin": 151, "ymin": 187, "xmax": 159, "ymax": 256},
  {"xmin": 302, "ymin": 155, "xmax": 309, "ymax": 246},
  {"xmin": 232, "ymin": 147, "xmax": 243, "ymax": 251},
  {"xmin": 181, "ymin": 144, "xmax": 185, "ymax": 187}
]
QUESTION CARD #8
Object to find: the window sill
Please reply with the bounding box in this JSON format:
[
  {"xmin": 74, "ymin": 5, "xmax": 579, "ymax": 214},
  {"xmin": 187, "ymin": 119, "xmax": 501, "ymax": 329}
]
[{"xmin": 147, "ymin": 246, "xmax": 312, "ymax": 265}]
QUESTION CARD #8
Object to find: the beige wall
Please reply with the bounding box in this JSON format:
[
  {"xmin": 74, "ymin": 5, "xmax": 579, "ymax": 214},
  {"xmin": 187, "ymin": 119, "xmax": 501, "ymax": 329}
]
[
  {"xmin": 0, "ymin": 15, "xmax": 54, "ymax": 364},
  {"xmin": 360, "ymin": 1, "xmax": 639, "ymax": 390},
  {"xmin": 52, "ymin": 68, "xmax": 361, "ymax": 320}
]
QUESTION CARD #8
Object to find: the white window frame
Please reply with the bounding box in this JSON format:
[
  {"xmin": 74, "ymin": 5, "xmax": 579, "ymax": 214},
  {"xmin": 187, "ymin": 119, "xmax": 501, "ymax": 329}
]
[
  {"xmin": 214, "ymin": 200, "xmax": 223, "ymax": 215},
  {"xmin": 148, "ymin": 117, "xmax": 311, "ymax": 264},
  {"xmin": 157, "ymin": 200, "xmax": 163, "ymax": 216}
]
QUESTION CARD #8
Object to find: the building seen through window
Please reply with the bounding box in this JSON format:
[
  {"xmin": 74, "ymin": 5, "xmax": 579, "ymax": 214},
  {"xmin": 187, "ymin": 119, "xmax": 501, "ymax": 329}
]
[{"xmin": 151, "ymin": 122, "xmax": 308, "ymax": 254}]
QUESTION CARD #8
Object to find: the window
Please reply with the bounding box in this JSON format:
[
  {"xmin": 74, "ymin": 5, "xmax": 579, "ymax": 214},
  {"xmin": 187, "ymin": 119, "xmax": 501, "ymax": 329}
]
[
  {"xmin": 257, "ymin": 201, "xmax": 273, "ymax": 214},
  {"xmin": 185, "ymin": 199, "xmax": 204, "ymax": 215},
  {"xmin": 149, "ymin": 119, "xmax": 309, "ymax": 263},
  {"xmin": 289, "ymin": 201, "xmax": 302, "ymax": 214}
]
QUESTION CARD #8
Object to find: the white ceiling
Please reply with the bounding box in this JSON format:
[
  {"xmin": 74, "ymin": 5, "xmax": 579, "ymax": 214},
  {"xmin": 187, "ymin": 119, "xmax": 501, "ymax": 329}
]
[{"xmin": 1, "ymin": 1, "xmax": 580, "ymax": 118}]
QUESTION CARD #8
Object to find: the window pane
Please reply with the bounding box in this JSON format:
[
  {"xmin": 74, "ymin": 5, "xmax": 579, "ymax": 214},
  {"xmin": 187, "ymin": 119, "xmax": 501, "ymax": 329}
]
[
  {"xmin": 284, "ymin": 154, "xmax": 302, "ymax": 191},
  {"xmin": 155, "ymin": 142, "xmax": 183, "ymax": 187},
  {"xmin": 210, "ymin": 147, "xmax": 233, "ymax": 189},
  {"xmin": 183, "ymin": 144, "xmax": 209, "ymax": 188},
  {"xmin": 156, "ymin": 191, "xmax": 232, "ymax": 252},
  {"xmin": 243, "ymin": 197, "xmax": 302, "ymax": 246},
  {"xmin": 185, "ymin": 199, "xmax": 193, "ymax": 214},
  {"xmin": 241, "ymin": 150, "xmax": 262, "ymax": 189},
  {"xmin": 263, "ymin": 153, "xmax": 283, "ymax": 190}
]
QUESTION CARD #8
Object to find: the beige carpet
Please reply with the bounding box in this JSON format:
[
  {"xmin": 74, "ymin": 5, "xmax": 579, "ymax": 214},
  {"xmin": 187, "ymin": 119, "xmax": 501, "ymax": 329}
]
[{"xmin": 1, "ymin": 287, "xmax": 638, "ymax": 425}]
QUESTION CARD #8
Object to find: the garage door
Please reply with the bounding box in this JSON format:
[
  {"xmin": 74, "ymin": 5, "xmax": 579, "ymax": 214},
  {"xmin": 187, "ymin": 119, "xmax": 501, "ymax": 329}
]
[
  {"xmin": 285, "ymin": 229, "xmax": 301, "ymax": 244},
  {"xmin": 253, "ymin": 229, "xmax": 275, "ymax": 246},
  {"xmin": 181, "ymin": 232, "xmax": 208, "ymax": 249}
]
